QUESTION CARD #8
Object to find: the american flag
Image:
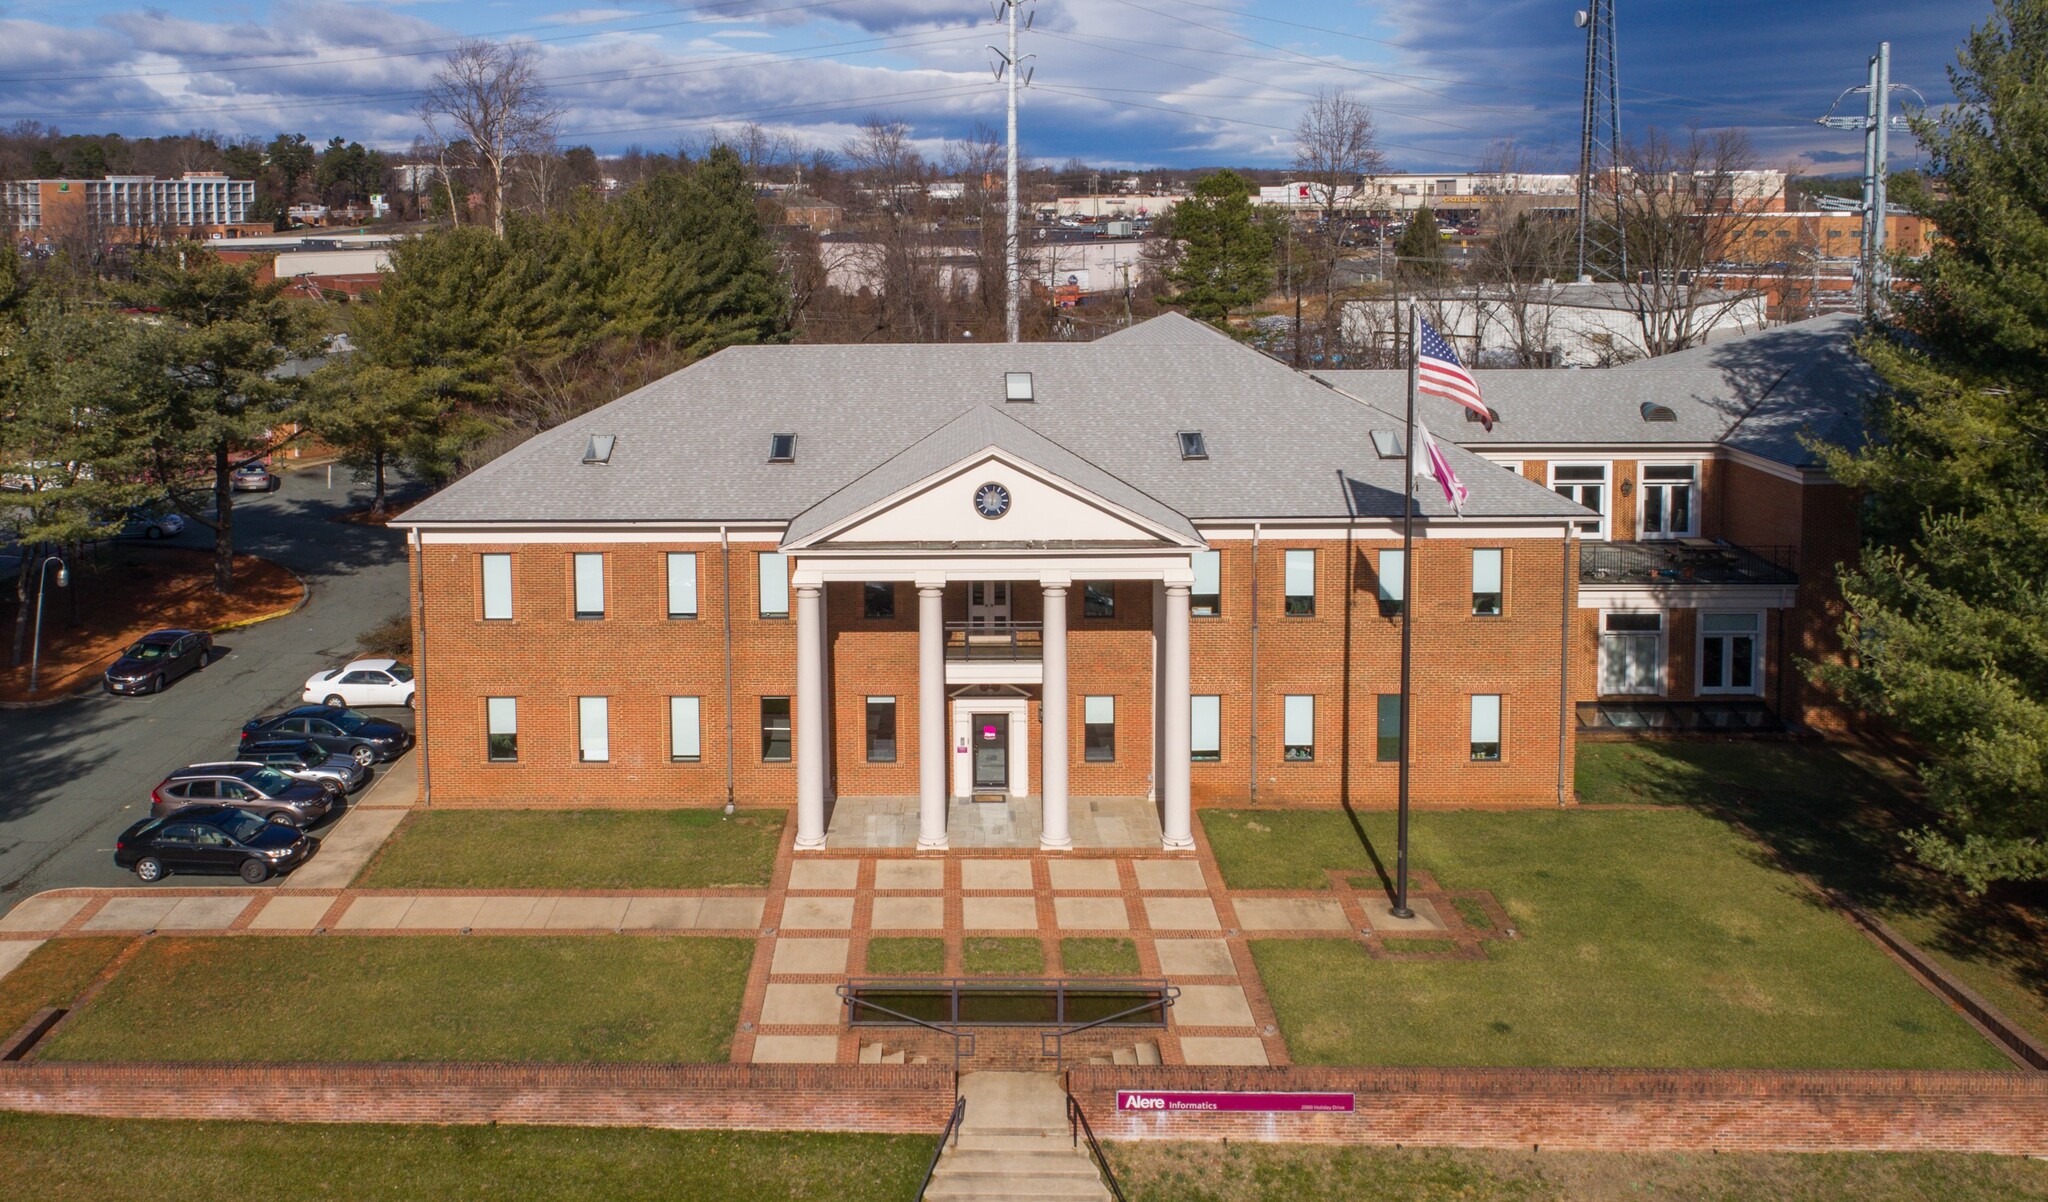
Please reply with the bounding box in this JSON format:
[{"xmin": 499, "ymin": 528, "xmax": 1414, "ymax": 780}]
[{"xmin": 1417, "ymin": 318, "xmax": 1493, "ymax": 431}]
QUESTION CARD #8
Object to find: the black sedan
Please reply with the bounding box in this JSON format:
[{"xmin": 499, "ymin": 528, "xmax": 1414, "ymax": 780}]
[
  {"xmin": 115, "ymin": 806, "xmax": 316, "ymax": 884},
  {"xmin": 103, "ymin": 628, "xmax": 212, "ymax": 695},
  {"xmin": 240, "ymin": 704, "xmax": 411, "ymax": 767}
]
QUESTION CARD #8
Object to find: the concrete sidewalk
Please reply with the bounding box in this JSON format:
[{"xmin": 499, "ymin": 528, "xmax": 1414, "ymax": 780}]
[{"xmin": 287, "ymin": 753, "xmax": 418, "ymax": 889}]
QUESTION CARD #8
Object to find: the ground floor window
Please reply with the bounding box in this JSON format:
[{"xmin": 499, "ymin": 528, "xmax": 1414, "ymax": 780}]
[
  {"xmin": 1470, "ymin": 694, "xmax": 1502, "ymax": 761},
  {"xmin": 1600, "ymin": 612, "xmax": 1664, "ymax": 695},
  {"xmin": 1700, "ymin": 611, "xmax": 1762, "ymax": 694},
  {"xmin": 577, "ymin": 696, "xmax": 609, "ymax": 763},
  {"xmin": 486, "ymin": 697, "xmax": 517, "ymax": 762},
  {"xmin": 1191, "ymin": 695, "xmax": 1221, "ymax": 762},
  {"xmin": 1376, "ymin": 694, "xmax": 1402, "ymax": 762},
  {"xmin": 670, "ymin": 696, "xmax": 701, "ymax": 763},
  {"xmin": 1283, "ymin": 694, "xmax": 1315, "ymax": 761},
  {"xmin": 1084, "ymin": 696, "xmax": 1116, "ymax": 762},
  {"xmin": 761, "ymin": 697, "xmax": 791, "ymax": 762},
  {"xmin": 866, "ymin": 696, "xmax": 897, "ymax": 762}
]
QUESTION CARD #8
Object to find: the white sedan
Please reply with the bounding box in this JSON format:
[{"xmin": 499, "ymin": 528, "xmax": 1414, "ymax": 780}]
[{"xmin": 303, "ymin": 658, "xmax": 416, "ymax": 709}]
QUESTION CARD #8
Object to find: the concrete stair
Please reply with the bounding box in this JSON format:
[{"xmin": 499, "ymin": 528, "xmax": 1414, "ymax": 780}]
[
  {"xmin": 1084, "ymin": 1039, "xmax": 1162, "ymax": 1067},
  {"xmin": 923, "ymin": 1071, "xmax": 1111, "ymax": 1202},
  {"xmin": 858, "ymin": 1040, "xmax": 932, "ymax": 1065}
]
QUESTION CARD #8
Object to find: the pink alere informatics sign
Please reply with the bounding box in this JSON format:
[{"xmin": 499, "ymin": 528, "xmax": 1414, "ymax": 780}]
[{"xmin": 1116, "ymin": 1091, "xmax": 1355, "ymax": 1114}]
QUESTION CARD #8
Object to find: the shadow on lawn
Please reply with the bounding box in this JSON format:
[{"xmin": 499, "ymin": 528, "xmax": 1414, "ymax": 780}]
[{"xmin": 1595, "ymin": 741, "xmax": 2048, "ymax": 1010}]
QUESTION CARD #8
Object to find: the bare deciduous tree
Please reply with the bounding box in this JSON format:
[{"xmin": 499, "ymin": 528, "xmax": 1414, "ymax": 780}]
[
  {"xmin": 1293, "ymin": 88, "xmax": 1385, "ymax": 224},
  {"xmin": 1612, "ymin": 127, "xmax": 1775, "ymax": 357},
  {"xmin": 1469, "ymin": 140, "xmax": 1578, "ymax": 366},
  {"xmin": 418, "ymin": 39, "xmax": 562, "ymax": 237}
]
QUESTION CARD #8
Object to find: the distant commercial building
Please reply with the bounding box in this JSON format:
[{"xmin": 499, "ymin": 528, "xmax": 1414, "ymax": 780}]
[
  {"xmin": 4, "ymin": 172, "xmax": 268, "ymax": 242},
  {"xmin": 1344, "ymin": 281, "xmax": 1769, "ymax": 368}
]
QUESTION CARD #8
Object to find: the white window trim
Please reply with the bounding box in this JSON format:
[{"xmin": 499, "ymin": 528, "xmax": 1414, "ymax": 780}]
[
  {"xmin": 1635, "ymin": 459, "xmax": 1702, "ymax": 541},
  {"xmin": 1697, "ymin": 609, "xmax": 1765, "ymax": 696},
  {"xmin": 1547, "ymin": 460, "xmax": 1612, "ymax": 542},
  {"xmin": 1598, "ymin": 608, "xmax": 1666, "ymax": 697}
]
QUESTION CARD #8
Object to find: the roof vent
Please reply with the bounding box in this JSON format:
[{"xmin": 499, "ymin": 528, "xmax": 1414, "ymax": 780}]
[
  {"xmin": 768, "ymin": 433, "xmax": 797, "ymax": 462},
  {"xmin": 1177, "ymin": 431, "xmax": 1208, "ymax": 460},
  {"xmin": 1370, "ymin": 429, "xmax": 1405, "ymax": 459},
  {"xmin": 582, "ymin": 434, "xmax": 615, "ymax": 465},
  {"xmin": 1005, "ymin": 372, "xmax": 1034, "ymax": 402},
  {"xmin": 1640, "ymin": 402, "xmax": 1678, "ymax": 423}
]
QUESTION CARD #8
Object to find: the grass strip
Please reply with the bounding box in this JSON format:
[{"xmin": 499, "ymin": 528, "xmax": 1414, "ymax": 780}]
[
  {"xmin": 1062, "ymin": 937, "xmax": 1142, "ymax": 977},
  {"xmin": 357, "ymin": 809, "xmax": 783, "ymax": 890}
]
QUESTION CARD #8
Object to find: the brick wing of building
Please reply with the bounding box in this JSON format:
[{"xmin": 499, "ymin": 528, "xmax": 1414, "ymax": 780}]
[{"xmin": 396, "ymin": 311, "xmax": 1867, "ymax": 851}]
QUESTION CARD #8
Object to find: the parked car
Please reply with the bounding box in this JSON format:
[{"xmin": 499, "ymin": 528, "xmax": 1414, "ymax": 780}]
[
  {"xmin": 302, "ymin": 658, "xmax": 416, "ymax": 708},
  {"xmin": 123, "ymin": 507, "xmax": 186, "ymax": 539},
  {"xmin": 239, "ymin": 738, "xmax": 372, "ymax": 793},
  {"xmin": 115, "ymin": 805, "xmax": 315, "ymax": 884},
  {"xmin": 103, "ymin": 629, "xmax": 212, "ymax": 695},
  {"xmin": 240, "ymin": 704, "xmax": 411, "ymax": 766},
  {"xmin": 231, "ymin": 462, "xmax": 280, "ymax": 492},
  {"xmin": 152, "ymin": 763, "xmax": 336, "ymax": 828}
]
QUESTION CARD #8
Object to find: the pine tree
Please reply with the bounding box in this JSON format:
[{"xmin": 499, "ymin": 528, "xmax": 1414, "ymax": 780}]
[
  {"xmin": 1396, "ymin": 207, "xmax": 1449, "ymax": 283},
  {"xmin": 1815, "ymin": 0, "xmax": 2048, "ymax": 891},
  {"xmin": 1164, "ymin": 170, "xmax": 1279, "ymax": 324}
]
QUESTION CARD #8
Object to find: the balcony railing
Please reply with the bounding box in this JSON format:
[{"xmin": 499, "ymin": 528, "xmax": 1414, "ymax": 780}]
[
  {"xmin": 946, "ymin": 621, "xmax": 1043, "ymax": 661},
  {"xmin": 1580, "ymin": 540, "xmax": 1797, "ymax": 587}
]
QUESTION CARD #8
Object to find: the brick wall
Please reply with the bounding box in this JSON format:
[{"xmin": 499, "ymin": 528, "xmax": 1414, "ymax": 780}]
[
  {"xmin": 0, "ymin": 1061, "xmax": 954, "ymax": 1133},
  {"xmin": 1069, "ymin": 1065, "xmax": 2048, "ymax": 1155}
]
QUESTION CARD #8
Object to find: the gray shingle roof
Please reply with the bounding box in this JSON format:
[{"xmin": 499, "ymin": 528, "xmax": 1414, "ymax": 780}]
[
  {"xmin": 400, "ymin": 326, "xmax": 1589, "ymax": 528},
  {"xmin": 1315, "ymin": 314, "xmax": 1872, "ymax": 470}
]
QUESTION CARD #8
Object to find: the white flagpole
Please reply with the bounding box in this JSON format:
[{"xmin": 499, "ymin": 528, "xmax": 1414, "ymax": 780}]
[{"xmin": 1395, "ymin": 305, "xmax": 1417, "ymax": 920}]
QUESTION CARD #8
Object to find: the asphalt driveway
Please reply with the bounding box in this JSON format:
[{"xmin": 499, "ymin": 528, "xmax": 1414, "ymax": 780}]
[{"xmin": 0, "ymin": 463, "xmax": 415, "ymax": 915}]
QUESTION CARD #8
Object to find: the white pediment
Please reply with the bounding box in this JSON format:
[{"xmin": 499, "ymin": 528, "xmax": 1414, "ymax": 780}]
[{"xmin": 788, "ymin": 449, "xmax": 1197, "ymax": 549}]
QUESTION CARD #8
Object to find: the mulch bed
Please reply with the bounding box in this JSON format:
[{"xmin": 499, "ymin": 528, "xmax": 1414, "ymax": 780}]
[{"xmin": 0, "ymin": 546, "xmax": 303, "ymax": 703}]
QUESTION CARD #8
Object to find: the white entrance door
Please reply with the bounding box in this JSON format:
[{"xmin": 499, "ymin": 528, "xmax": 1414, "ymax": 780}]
[{"xmin": 967, "ymin": 581, "xmax": 1011, "ymax": 628}]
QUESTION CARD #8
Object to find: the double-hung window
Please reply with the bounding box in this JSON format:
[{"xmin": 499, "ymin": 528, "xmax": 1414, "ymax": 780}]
[
  {"xmin": 670, "ymin": 696, "xmax": 701, "ymax": 762},
  {"xmin": 1084, "ymin": 696, "xmax": 1116, "ymax": 762},
  {"xmin": 667, "ymin": 553, "xmax": 698, "ymax": 619},
  {"xmin": 1283, "ymin": 550, "xmax": 1316, "ymax": 616},
  {"xmin": 1700, "ymin": 612, "xmax": 1762, "ymax": 694},
  {"xmin": 1191, "ymin": 550, "xmax": 1222, "ymax": 616},
  {"xmin": 1472, "ymin": 549, "xmax": 1503, "ymax": 616},
  {"xmin": 1640, "ymin": 464, "xmax": 1698, "ymax": 538},
  {"xmin": 1470, "ymin": 694, "xmax": 1502, "ymax": 761},
  {"xmin": 758, "ymin": 552, "xmax": 789, "ymax": 618},
  {"xmin": 1283, "ymin": 695, "xmax": 1315, "ymax": 761},
  {"xmin": 485, "ymin": 697, "xmax": 517, "ymax": 762},
  {"xmin": 1599, "ymin": 612, "xmax": 1664, "ymax": 695},
  {"xmin": 1377, "ymin": 549, "xmax": 1406, "ymax": 617},
  {"xmin": 481, "ymin": 554, "xmax": 513, "ymax": 620},
  {"xmin": 1190, "ymin": 695, "xmax": 1221, "ymax": 762},
  {"xmin": 761, "ymin": 697, "xmax": 792, "ymax": 762},
  {"xmin": 577, "ymin": 697, "xmax": 609, "ymax": 763},
  {"xmin": 573, "ymin": 553, "xmax": 605, "ymax": 620}
]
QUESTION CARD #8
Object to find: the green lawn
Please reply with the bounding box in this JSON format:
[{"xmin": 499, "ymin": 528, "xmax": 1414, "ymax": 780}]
[
  {"xmin": 1580, "ymin": 741, "xmax": 2048, "ymax": 1050},
  {"xmin": 866, "ymin": 937, "xmax": 945, "ymax": 975},
  {"xmin": 1107, "ymin": 1141, "xmax": 2048, "ymax": 1202},
  {"xmin": 0, "ymin": 937, "xmax": 130, "ymax": 1036},
  {"xmin": 963, "ymin": 936, "xmax": 1043, "ymax": 976},
  {"xmin": 356, "ymin": 809, "xmax": 784, "ymax": 890},
  {"xmin": 1063, "ymin": 937, "xmax": 1142, "ymax": 977},
  {"xmin": 0, "ymin": 1114, "xmax": 930, "ymax": 1202},
  {"xmin": 42, "ymin": 936, "xmax": 753, "ymax": 1063},
  {"xmin": 1208, "ymin": 807, "xmax": 2006, "ymax": 1068}
]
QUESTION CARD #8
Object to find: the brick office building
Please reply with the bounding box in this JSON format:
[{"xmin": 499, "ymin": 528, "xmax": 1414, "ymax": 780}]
[{"xmin": 396, "ymin": 312, "xmax": 1869, "ymax": 849}]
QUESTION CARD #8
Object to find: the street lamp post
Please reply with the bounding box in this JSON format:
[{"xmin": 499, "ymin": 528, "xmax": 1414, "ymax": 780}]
[{"xmin": 28, "ymin": 554, "xmax": 70, "ymax": 696}]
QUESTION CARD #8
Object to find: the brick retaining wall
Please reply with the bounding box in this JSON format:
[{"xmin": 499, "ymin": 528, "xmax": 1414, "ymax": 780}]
[
  {"xmin": 1068, "ymin": 1065, "xmax": 2048, "ymax": 1155},
  {"xmin": 0, "ymin": 1062, "xmax": 955, "ymax": 1133}
]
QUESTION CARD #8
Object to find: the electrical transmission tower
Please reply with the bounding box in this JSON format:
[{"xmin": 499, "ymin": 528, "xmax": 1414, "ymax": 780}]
[
  {"xmin": 1574, "ymin": 0, "xmax": 1624, "ymax": 281},
  {"xmin": 1815, "ymin": 42, "xmax": 1916, "ymax": 315},
  {"xmin": 989, "ymin": 1, "xmax": 1036, "ymax": 344}
]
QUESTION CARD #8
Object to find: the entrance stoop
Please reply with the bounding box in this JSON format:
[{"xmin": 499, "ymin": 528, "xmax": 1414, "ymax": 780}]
[{"xmin": 923, "ymin": 1072, "xmax": 1112, "ymax": 1202}]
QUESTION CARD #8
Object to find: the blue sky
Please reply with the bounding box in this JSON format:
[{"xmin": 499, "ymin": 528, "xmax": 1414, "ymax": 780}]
[{"xmin": 0, "ymin": 0, "xmax": 1982, "ymax": 172}]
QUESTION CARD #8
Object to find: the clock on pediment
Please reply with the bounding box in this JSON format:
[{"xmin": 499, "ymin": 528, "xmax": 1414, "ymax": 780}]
[{"xmin": 973, "ymin": 481, "xmax": 1012, "ymax": 520}]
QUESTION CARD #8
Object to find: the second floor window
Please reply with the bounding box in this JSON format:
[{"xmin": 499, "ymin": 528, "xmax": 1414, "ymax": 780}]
[
  {"xmin": 667, "ymin": 553, "xmax": 698, "ymax": 619},
  {"xmin": 573, "ymin": 553, "xmax": 605, "ymax": 620},
  {"xmin": 1084, "ymin": 582, "xmax": 1115, "ymax": 618},
  {"xmin": 481, "ymin": 553, "xmax": 513, "ymax": 620},
  {"xmin": 1377, "ymin": 550, "xmax": 1406, "ymax": 617},
  {"xmin": 863, "ymin": 582, "xmax": 895, "ymax": 619},
  {"xmin": 1552, "ymin": 464, "xmax": 1608, "ymax": 539},
  {"xmin": 758, "ymin": 552, "xmax": 789, "ymax": 618},
  {"xmin": 1472, "ymin": 549, "xmax": 1503, "ymax": 616},
  {"xmin": 1641, "ymin": 464, "xmax": 1698, "ymax": 538},
  {"xmin": 1192, "ymin": 550, "xmax": 1222, "ymax": 616},
  {"xmin": 1284, "ymin": 550, "xmax": 1316, "ymax": 616}
]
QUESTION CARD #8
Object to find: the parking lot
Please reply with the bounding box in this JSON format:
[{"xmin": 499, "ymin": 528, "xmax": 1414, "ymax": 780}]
[{"xmin": 0, "ymin": 464, "xmax": 414, "ymax": 914}]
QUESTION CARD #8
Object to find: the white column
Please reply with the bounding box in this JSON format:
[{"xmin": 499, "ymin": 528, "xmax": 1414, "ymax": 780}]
[
  {"xmin": 1039, "ymin": 578, "xmax": 1072, "ymax": 851},
  {"xmin": 1160, "ymin": 582, "xmax": 1194, "ymax": 849},
  {"xmin": 917, "ymin": 580, "xmax": 949, "ymax": 850},
  {"xmin": 794, "ymin": 582, "xmax": 826, "ymax": 849}
]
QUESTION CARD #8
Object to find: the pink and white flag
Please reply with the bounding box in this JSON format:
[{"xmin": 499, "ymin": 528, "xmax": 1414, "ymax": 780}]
[{"xmin": 1413, "ymin": 416, "xmax": 1468, "ymax": 516}]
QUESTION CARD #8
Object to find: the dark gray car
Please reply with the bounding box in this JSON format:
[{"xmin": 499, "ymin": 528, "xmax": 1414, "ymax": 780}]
[
  {"xmin": 151, "ymin": 762, "xmax": 335, "ymax": 828},
  {"xmin": 239, "ymin": 738, "xmax": 372, "ymax": 793}
]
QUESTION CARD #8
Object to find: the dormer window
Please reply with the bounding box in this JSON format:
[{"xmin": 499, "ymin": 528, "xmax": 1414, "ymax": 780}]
[
  {"xmin": 1177, "ymin": 431, "xmax": 1208, "ymax": 460},
  {"xmin": 768, "ymin": 433, "xmax": 797, "ymax": 462},
  {"xmin": 1005, "ymin": 372, "xmax": 1034, "ymax": 402},
  {"xmin": 582, "ymin": 434, "xmax": 615, "ymax": 465},
  {"xmin": 1640, "ymin": 402, "xmax": 1677, "ymax": 423}
]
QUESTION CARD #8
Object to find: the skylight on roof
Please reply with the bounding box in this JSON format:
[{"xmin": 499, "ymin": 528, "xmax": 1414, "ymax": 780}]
[
  {"xmin": 1005, "ymin": 372, "xmax": 1034, "ymax": 402},
  {"xmin": 768, "ymin": 433, "xmax": 797, "ymax": 462},
  {"xmin": 582, "ymin": 434, "xmax": 615, "ymax": 465},
  {"xmin": 1640, "ymin": 402, "xmax": 1678, "ymax": 423},
  {"xmin": 1370, "ymin": 429, "xmax": 1405, "ymax": 459},
  {"xmin": 1177, "ymin": 431, "xmax": 1208, "ymax": 460}
]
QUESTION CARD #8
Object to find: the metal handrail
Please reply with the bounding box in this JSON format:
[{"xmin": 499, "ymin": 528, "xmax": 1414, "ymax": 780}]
[
  {"xmin": 916, "ymin": 1093, "xmax": 968, "ymax": 1201},
  {"xmin": 837, "ymin": 985, "xmax": 977, "ymax": 1072},
  {"xmin": 944, "ymin": 621, "xmax": 1044, "ymax": 661},
  {"xmin": 844, "ymin": 978, "xmax": 1173, "ymax": 1028},
  {"xmin": 1066, "ymin": 1088, "xmax": 1128, "ymax": 1202},
  {"xmin": 1038, "ymin": 987, "xmax": 1178, "ymax": 1072}
]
